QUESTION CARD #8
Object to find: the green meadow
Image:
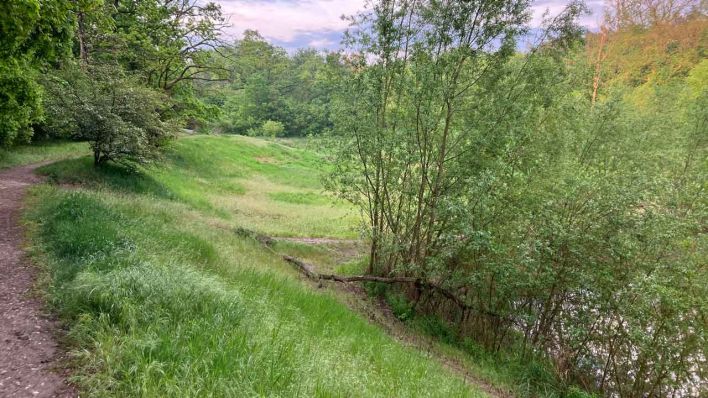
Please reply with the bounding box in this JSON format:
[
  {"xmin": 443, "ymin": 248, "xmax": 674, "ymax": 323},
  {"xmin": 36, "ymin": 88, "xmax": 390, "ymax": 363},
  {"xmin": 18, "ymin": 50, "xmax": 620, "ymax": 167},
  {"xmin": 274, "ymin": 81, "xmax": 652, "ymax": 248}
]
[{"xmin": 24, "ymin": 136, "xmax": 486, "ymax": 397}]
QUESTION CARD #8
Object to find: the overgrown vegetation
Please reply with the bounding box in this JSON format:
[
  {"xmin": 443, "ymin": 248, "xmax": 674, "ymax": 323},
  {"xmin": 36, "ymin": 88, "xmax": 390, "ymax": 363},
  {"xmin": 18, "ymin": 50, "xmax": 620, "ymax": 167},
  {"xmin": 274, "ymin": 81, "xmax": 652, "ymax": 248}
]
[
  {"xmin": 1, "ymin": 0, "xmax": 228, "ymax": 164},
  {"xmin": 327, "ymin": 1, "xmax": 706, "ymax": 397},
  {"xmin": 42, "ymin": 64, "xmax": 176, "ymax": 165},
  {"xmin": 198, "ymin": 30, "xmax": 341, "ymax": 137},
  {"xmin": 0, "ymin": 0, "xmax": 72, "ymax": 146}
]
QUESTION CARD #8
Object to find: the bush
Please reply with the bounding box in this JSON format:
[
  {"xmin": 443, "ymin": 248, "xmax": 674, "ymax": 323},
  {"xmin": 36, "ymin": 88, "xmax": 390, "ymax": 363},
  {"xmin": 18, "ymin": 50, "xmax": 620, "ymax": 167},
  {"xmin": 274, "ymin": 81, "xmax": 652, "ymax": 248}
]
[
  {"xmin": 41, "ymin": 63, "xmax": 175, "ymax": 166},
  {"xmin": 386, "ymin": 291, "xmax": 415, "ymax": 321},
  {"xmin": 247, "ymin": 120, "xmax": 285, "ymax": 138},
  {"xmin": 261, "ymin": 120, "xmax": 285, "ymax": 137}
]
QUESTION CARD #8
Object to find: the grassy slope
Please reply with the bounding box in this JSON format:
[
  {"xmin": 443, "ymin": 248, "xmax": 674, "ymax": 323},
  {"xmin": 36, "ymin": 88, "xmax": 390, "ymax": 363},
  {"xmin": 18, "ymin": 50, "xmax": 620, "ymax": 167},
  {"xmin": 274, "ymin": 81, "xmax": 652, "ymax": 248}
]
[
  {"xmin": 0, "ymin": 140, "xmax": 89, "ymax": 170},
  {"xmin": 24, "ymin": 135, "xmax": 484, "ymax": 397}
]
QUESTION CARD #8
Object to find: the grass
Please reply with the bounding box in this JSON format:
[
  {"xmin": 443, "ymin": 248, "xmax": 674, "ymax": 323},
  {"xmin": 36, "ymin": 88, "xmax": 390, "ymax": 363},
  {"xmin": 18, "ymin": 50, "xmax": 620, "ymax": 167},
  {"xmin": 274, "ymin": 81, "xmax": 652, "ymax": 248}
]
[
  {"xmin": 269, "ymin": 191, "xmax": 332, "ymax": 205},
  {"xmin": 24, "ymin": 135, "xmax": 485, "ymax": 397},
  {"xmin": 365, "ymin": 286, "xmax": 598, "ymax": 398},
  {"xmin": 0, "ymin": 140, "xmax": 89, "ymax": 169}
]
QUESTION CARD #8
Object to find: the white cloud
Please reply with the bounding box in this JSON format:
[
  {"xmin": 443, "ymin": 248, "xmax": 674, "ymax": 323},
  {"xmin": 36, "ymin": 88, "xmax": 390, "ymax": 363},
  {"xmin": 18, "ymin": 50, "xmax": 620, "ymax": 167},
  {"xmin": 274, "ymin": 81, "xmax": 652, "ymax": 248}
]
[
  {"xmin": 530, "ymin": 0, "xmax": 605, "ymax": 30},
  {"xmin": 214, "ymin": 0, "xmax": 606, "ymax": 49},
  {"xmin": 218, "ymin": 0, "xmax": 367, "ymax": 43}
]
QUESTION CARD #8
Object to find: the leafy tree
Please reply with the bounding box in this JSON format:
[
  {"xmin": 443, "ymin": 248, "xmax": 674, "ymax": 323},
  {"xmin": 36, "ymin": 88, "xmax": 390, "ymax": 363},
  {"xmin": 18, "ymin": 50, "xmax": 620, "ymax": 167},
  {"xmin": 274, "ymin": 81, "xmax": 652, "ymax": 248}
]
[
  {"xmin": 70, "ymin": 0, "xmax": 229, "ymax": 129},
  {"xmin": 604, "ymin": 0, "xmax": 702, "ymax": 28},
  {"xmin": 75, "ymin": 0, "xmax": 229, "ymax": 88},
  {"xmin": 328, "ymin": 0, "xmax": 569, "ymax": 274},
  {"xmin": 586, "ymin": 1, "xmax": 705, "ymax": 106},
  {"xmin": 259, "ymin": 120, "xmax": 286, "ymax": 137},
  {"xmin": 0, "ymin": 0, "xmax": 73, "ymax": 146},
  {"xmin": 208, "ymin": 31, "xmax": 339, "ymax": 136},
  {"xmin": 327, "ymin": 0, "xmax": 705, "ymax": 396},
  {"xmin": 42, "ymin": 63, "xmax": 175, "ymax": 166}
]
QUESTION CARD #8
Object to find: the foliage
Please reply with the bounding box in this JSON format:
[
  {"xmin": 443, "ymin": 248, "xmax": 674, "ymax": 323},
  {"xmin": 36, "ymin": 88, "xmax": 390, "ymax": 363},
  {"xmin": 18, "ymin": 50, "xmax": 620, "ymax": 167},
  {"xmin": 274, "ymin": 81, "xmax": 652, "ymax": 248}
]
[
  {"xmin": 2, "ymin": 0, "xmax": 228, "ymax": 148},
  {"xmin": 41, "ymin": 64, "xmax": 175, "ymax": 166},
  {"xmin": 253, "ymin": 120, "xmax": 286, "ymax": 137},
  {"xmin": 328, "ymin": 1, "xmax": 706, "ymax": 397},
  {"xmin": 204, "ymin": 31, "xmax": 340, "ymax": 137},
  {"xmin": 0, "ymin": 0, "xmax": 73, "ymax": 146},
  {"xmin": 75, "ymin": 0, "xmax": 228, "ymax": 90},
  {"xmin": 3, "ymin": 0, "xmax": 705, "ymax": 396},
  {"xmin": 327, "ymin": 0, "xmax": 572, "ymax": 274},
  {"xmin": 586, "ymin": 12, "xmax": 706, "ymax": 92},
  {"xmin": 0, "ymin": 62, "xmax": 43, "ymax": 146},
  {"xmin": 604, "ymin": 0, "xmax": 702, "ymax": 28}
]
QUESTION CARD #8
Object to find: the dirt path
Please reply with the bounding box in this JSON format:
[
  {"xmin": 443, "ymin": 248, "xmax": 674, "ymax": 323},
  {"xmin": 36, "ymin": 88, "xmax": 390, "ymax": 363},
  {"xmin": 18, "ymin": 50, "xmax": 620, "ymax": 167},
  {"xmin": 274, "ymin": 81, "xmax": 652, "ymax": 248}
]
[{"xmin": 0, "ymin": 164, "xmax": 74, "ymax": 397}]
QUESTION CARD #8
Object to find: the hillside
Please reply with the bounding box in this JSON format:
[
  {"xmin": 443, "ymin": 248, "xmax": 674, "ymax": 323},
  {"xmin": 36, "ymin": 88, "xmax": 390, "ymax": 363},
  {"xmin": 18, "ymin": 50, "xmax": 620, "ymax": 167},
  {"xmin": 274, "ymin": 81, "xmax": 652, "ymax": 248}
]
[{"xmin": 22, "ymin": 136, "xmax": 489, "ymax": 397}]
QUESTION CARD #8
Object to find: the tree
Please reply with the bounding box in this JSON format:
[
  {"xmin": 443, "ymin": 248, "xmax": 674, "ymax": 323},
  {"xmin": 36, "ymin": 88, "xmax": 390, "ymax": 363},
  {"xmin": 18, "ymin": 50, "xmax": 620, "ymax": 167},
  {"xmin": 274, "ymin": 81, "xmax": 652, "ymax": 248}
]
[
  {"xmin": 585, "ymin": 6, "xmax": 706, "ymax": 102},
  {"xmin": 210, "ymin": 31, "xmax": 339, "ymax": 136},
  {"xmin": 328, "ymin": 0, "xmax": 582, "ymax": 275},
  {"xmin": 69, "ymin": 0, "xmax": 230, "ymax": 129},
  {"xmin": 255, "ymin": 120, "xmax": 286, "ymax": 137},
  {"xmin": 42, "ymin": 63, "xmax": 175, "ymax": 166},
  {"xmin": 75, "ymin": 0, "xmax": 229, "ymax": 89},
  {"xmin": 328, "ymin": 1, "xmax": 706, "ymax": 395},
  {"xmin": 0, "ymin": 0, "xmax": 73, "ymax": 146},
  {"xmin": 604, "ymin": 0, "xmax": 702, "ymax": 28}
]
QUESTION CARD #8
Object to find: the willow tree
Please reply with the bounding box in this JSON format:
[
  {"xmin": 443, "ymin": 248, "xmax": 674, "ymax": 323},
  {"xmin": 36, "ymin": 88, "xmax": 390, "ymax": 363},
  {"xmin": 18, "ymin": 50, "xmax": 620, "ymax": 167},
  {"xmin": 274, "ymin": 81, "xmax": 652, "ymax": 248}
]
[{"xmin": 328, "ymin": 0, "xmax": 583, "ymax": 277}]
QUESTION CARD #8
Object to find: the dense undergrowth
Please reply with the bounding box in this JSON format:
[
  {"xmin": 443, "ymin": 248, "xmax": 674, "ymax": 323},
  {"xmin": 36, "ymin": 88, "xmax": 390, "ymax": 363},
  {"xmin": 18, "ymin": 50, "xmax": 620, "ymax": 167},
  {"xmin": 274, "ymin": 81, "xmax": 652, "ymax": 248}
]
[
  {"xmin": 24, "ymin": 136, "xmax": 484, "ymax": 397},
  {"xmin": 368, "ymin": 285, "xmax": 594, "ymax": 398}
]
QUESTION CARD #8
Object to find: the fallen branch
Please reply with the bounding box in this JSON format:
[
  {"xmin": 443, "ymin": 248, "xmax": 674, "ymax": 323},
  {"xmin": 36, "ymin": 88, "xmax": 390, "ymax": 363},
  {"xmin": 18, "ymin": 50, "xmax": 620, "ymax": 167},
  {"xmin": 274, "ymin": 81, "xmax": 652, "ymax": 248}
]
[
  {"xmin": 283, "ymin": 255, "xmax": 415, "ymax": 283},
  {"xmin": 232, "ymin": 224, "xmax": 511, "ymax": 324},
  {"xmin": 282, "ymin": 255, "xmax": 508, "ymax": 322},
  {"xmin": 283, "ymin": 255, "xmax": 319, "ymax": 279},
  {"xmin": 234, "ymin": 227, "xmax": 275, "ymax": 246}
]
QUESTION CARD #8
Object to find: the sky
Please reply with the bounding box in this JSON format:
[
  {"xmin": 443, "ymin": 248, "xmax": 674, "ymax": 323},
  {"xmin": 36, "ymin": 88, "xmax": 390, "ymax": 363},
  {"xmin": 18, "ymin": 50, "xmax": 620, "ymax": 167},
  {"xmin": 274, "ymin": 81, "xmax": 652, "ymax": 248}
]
[{"xmin": 215, "ymin": 0, "xmax": 606, "ymax": 51}]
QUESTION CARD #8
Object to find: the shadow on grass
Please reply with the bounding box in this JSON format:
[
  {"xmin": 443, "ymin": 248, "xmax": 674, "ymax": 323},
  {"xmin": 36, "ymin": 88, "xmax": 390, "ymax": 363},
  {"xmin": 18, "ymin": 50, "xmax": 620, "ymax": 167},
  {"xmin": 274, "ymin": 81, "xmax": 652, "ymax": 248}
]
[{"xmin": 38, "ymin": 157, "xmax": 176, "ymax": 200}]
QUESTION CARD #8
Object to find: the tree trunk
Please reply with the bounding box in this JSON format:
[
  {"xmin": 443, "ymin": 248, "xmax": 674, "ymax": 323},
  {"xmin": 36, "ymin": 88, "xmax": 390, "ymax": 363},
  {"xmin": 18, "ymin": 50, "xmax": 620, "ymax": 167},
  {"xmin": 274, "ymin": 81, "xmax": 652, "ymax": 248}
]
[
  {"xmin": 591, "ymin": 26, "xmax": 608, "ymax": 107},
  {"xmin": 77, "ymin": 12, "xmax": 89, "ymax": 66}
]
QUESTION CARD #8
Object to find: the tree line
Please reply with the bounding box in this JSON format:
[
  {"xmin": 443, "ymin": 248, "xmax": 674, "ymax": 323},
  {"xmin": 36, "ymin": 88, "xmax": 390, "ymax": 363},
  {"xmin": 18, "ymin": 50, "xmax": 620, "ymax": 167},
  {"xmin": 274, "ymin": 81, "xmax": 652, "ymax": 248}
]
[
  {"xmin": 197, "ymin": 30, "xmax": 342, "ymax": 137},
  {"xmin": 1, "ymin": 1, "xmax": 342, "ymax": 160},
  {"xmin": 1, "ymin": 0, "xmax": 234, "ymax": 164},
  {"xmin": 1, "ymin": 0, "xmax": 342, "ymax": 163},
  {"xmin": 325, "ymin": 0, "xmax": 706, "ymax": 397}
]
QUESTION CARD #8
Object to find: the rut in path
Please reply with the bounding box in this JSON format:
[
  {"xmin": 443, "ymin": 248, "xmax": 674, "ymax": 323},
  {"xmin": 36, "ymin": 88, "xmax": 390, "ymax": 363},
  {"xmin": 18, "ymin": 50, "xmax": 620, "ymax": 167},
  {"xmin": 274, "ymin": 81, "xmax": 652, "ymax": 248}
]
[{"xmin": 0, "ymin": 163, "xmax": 74, "ymax": 398}]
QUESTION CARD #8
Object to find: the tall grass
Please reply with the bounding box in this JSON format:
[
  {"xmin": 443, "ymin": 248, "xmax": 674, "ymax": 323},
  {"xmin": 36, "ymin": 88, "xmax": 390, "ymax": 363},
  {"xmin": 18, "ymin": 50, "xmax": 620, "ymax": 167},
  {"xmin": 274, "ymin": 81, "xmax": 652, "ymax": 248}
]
[
  {"xmin": 25, "ymin": 136, "xmax": 482, "ymax": 397},
  {"xmin": 0, "ymin": 140, "xmax": 89, "ymax": 169}
]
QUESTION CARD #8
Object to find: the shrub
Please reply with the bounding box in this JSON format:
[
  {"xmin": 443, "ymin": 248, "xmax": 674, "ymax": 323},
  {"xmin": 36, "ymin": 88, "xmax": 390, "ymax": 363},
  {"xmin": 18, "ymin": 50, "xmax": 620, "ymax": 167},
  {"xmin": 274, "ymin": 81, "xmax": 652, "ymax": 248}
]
[
  {"xmin": 386, "ymin": 291, "xmax": 415, "ymax": 321},
  {"xmin": 41, "ymin": 63, "xmax": 175, "ymax": 166},
  {"xmin": 261, "ymin": 120, "xmax": 285, "ymax": 137}
]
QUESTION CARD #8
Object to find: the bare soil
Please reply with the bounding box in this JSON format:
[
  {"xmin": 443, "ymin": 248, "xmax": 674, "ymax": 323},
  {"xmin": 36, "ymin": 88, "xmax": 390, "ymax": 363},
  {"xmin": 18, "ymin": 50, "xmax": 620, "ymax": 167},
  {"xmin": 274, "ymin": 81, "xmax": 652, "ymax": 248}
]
[{"xmin": 0, "ymin": 164, "xmax": 75, "ymax": 397}]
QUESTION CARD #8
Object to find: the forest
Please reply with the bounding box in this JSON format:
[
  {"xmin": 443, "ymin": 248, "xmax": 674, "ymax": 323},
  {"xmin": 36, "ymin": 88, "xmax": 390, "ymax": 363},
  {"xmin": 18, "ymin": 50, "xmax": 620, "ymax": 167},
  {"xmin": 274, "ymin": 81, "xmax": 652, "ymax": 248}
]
[{"xmin": 0, "ymin": 0, "xmax": 706, "ymax": 397}]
